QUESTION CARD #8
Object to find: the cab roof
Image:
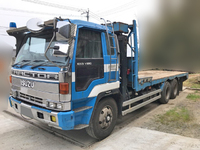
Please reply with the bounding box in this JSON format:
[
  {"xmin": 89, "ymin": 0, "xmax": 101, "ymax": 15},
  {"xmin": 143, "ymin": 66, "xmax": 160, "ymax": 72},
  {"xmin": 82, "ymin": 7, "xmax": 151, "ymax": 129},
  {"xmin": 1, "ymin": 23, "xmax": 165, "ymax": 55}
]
[
  {"xmin": 70, "ymin": 19, "xmax": 107, "ymax": 31},
  {"xmin": 7, "ymin": 19, "xmax": 108, "ymax": 36}
]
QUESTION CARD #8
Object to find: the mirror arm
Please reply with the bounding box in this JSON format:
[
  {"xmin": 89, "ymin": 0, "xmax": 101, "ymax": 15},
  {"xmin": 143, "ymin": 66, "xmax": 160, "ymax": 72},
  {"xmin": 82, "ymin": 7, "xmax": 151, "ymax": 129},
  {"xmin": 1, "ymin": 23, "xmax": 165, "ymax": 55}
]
[
  {"xmin": 44, "ymin": 17, "xmax": 61, "ymax": 68},
  {"xmin": 58, "ymin": 17, "xmax": 71, "ymax": 23},
  {"xmin": 67, "ymin": 19, "xmax": 71, "ymax": 23}
]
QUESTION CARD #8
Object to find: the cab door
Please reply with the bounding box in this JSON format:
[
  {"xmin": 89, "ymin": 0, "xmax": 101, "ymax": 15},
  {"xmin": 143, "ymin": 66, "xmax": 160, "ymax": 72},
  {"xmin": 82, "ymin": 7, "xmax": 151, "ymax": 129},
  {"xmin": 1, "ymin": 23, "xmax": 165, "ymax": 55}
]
[{"xmin": 72, "ymin": 28, "xmax": 105, "ymax": 100}]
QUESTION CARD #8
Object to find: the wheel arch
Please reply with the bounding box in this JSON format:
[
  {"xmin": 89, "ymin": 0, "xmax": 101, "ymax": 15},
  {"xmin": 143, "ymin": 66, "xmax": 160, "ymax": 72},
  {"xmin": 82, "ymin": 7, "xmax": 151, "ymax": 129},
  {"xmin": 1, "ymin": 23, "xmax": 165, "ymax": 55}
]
[
  {"xmin": 90, "ymin": 89, "xmax": 122, "ymax": 124},
  {"xmin": 86, "ymin": 91, "xmax": 119, "ymax": 139}
]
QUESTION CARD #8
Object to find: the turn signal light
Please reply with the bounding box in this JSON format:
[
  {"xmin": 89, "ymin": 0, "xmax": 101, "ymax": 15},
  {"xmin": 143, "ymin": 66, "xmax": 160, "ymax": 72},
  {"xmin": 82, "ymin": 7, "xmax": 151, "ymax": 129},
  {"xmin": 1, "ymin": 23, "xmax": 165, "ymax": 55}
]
[
  {"xmin": 59, "ymin": 83, "xmax": 69, "ymax": 94},
  {"xmin": 9, "ymin": 75, "xmax": 12, "ymax": 83},
  {"xmin": 50, "ymin": 115, "xmax": 56, "ymax": 122},
  {"xmin": 11, "ymin": 100, "xmax": 13, "ymax": 107}
]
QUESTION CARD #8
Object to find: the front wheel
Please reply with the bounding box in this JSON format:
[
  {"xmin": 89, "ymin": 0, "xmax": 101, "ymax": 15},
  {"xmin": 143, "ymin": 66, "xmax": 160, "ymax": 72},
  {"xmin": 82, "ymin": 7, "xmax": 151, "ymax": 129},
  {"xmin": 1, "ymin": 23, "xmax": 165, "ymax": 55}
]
[{"xmin": 86, "ymin": 97, "xmax": 118, "ymax": 140}]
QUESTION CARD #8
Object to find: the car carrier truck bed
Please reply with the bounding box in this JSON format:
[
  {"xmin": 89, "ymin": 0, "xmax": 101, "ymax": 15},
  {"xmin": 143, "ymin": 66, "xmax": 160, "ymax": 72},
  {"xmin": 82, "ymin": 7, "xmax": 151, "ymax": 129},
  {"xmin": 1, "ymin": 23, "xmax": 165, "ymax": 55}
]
[{"xmin": 138, "ymin": 70, "xmax": 188, "ymax": 81}]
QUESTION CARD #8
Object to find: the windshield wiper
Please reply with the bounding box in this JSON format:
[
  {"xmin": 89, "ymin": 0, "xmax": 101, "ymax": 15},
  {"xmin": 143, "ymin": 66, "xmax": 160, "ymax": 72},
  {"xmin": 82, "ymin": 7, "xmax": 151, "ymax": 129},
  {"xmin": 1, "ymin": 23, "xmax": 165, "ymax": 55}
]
[
  {"xmin": 33, "ymin": 60, "xmax": 46, "ymax": 62},
  {"xmin": 12, "ymin": 60, "xmax": 31, "ymax": 67},
  {"xmin": 51, "ymin": 61, "xmax": 65, "ymax": 64},
  {"xmin": 31, "ymin": 60, "xmax": 65, "ymax": 69},
  {"xmin": 17, "ymin": 60, "xmax": 46, "ymax": 69},
  {"xmin": 19, "ymin": 60, "xmax": 47, "ymax": 69},
  {"xmin": 31, "ymin": 61, "xmax": 49, "ymax": 69},
  {"xmin": 18, "ymin": 61, "xmax": 32, "ymax": 68}
]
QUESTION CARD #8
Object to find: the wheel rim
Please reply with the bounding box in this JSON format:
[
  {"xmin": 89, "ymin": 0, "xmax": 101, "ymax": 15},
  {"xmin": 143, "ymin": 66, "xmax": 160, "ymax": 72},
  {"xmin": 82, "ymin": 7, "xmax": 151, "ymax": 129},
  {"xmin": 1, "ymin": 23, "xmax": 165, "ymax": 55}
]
[
  {"xmin": 99, "ymin": 105, "xmax": 113, "ymax": 129},
  {"xmin": 166, "ymin": 87, "xmax": 170, "ymax": 100}
]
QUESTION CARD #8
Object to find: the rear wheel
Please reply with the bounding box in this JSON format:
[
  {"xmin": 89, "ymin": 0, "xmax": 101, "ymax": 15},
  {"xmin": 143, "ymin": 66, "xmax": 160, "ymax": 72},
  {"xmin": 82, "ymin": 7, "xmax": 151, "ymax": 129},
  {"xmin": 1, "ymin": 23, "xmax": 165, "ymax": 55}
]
[
  {"xmin": 86, "ymin": 97, "xmax": 118, "ymax": 140},
  {"xmin": 159, "ymin": 81, "xmax": 171, "ymax": 104},
  {"xmin": 170, "ymin": 79, "xmax": 178, "ymax": 99}
]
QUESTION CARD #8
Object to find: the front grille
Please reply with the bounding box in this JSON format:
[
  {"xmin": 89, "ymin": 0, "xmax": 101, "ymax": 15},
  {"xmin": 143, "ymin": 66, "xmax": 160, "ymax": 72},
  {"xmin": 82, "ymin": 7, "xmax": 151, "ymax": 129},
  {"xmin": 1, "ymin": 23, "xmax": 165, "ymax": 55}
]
[{"xmin": 19, "ymin": 92, "xmax": 43, "ymax": 104}]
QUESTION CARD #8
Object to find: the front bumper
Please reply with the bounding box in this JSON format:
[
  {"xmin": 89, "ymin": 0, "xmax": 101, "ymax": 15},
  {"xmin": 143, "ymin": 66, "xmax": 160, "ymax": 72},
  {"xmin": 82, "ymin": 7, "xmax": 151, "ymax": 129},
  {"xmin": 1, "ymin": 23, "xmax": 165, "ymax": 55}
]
[{"xmin": 9, "ymin": 96, "xmax": 75, "ymax": 130}]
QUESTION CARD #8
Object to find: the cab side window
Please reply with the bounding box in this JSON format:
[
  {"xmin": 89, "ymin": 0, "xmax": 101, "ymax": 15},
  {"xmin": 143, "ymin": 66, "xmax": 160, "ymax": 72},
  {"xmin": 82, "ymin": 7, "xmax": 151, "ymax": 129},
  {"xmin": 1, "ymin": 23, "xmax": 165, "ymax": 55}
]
[
  {"xmin": 76, "ymin": 29, "xmax": 103, "ymax": 58},
  {"xmin": 75, "ymin": 29, "xmax": 104, "ymax": 91}
]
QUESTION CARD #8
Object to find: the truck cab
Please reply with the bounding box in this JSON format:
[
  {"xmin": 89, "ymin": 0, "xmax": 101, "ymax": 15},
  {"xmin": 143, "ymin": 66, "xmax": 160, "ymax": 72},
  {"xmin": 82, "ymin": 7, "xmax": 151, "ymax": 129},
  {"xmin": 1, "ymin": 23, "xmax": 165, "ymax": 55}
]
[{"xmin": 7, "ymin": 18, "xmax": 188, "ymax": 140}]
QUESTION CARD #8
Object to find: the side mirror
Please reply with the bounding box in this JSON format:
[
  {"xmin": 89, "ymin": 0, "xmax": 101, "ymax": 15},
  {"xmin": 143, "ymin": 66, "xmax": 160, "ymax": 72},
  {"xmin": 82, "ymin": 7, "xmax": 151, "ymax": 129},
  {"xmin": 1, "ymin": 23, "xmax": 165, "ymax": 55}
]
[
  {"xmin": 53, "ymin": 43, "xmax": 69, "ymax": 57},
  {"xmin": 56, "ymin": 24, "xmax": 71, "ymax": 41}
]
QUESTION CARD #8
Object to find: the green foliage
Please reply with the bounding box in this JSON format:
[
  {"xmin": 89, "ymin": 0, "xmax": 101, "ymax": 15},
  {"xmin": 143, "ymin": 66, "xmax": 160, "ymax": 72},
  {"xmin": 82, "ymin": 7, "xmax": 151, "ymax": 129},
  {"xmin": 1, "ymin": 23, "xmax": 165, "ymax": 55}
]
[
  {"xmin": 186, "ymin": 93, "xmax": 200, "ymax": 101},
  {"xmin": 157, "ymin": 107, "xmax": 193, "ymax": 125},
  {"xmin": 183, "ymin": 76, "xmax": 200, "ymax": 88}
]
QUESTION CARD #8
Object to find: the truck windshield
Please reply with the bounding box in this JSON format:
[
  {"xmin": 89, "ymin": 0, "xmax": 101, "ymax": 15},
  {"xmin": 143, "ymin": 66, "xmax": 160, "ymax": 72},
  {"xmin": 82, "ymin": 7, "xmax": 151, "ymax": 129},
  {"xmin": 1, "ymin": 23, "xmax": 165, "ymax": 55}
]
[{"xmin": 15, "ymin": 31, "xmax": 68, "ymax": 66}]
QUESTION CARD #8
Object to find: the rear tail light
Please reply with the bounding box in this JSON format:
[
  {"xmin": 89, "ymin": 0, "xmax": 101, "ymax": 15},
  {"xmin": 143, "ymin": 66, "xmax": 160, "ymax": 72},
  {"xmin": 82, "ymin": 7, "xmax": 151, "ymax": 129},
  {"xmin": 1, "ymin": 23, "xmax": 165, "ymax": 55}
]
[
  {"xmin": 59, "ymin": 83, "xmax": 69, "ymax": 94},
  {"xmin": 127, "ymin": 69, "xmax": 131, "ymax": 75}
]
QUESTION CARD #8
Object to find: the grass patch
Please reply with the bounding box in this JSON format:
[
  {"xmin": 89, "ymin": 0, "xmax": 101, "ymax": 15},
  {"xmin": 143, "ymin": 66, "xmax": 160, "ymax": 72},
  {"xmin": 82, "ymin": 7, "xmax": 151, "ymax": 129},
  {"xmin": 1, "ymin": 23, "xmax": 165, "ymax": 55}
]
[
  {"xmin": 186, "ymin": 93, "xmax": 200, "ymax": 101},
  {"xmin": 183, "ymin": 76, "xmax": 200, "ymax": 88},
  {"xmin": 157, "ymin": 107, "xmax": 193, "ymax": 125}
]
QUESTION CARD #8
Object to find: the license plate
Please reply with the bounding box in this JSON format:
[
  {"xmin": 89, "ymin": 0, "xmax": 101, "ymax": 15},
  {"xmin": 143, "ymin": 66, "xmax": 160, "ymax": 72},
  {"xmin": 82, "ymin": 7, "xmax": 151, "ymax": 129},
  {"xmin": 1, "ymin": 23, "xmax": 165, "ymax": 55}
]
[
  {"xmin": 21, "ymin": 106, "xmax": 33, "ymax": 118},
  {"xmin": 21, "ymin": 79, "xmax": 34, "ymax": 88}
]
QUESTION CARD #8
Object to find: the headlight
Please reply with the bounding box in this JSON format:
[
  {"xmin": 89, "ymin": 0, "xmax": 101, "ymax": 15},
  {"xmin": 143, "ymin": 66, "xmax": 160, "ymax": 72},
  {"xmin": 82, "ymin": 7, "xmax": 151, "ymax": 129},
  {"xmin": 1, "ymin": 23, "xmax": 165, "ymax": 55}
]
[
  {"xmin": 12, "ymin": 90, "xmax": 18, "ymax": 98},
  {"xmin": 49, "ymin": 102, "xmax": 56, "ymax": 108},
  {"xmin": 47, "ymin": 101, "xmax": 63, "ymax": 110},
  {"xmin": 46, "ymin": 100, "xmax": 70, "ymax": 111},
  {"xmin": 56, "ymin": 103, "xmax": 62, "ymax": 109}
]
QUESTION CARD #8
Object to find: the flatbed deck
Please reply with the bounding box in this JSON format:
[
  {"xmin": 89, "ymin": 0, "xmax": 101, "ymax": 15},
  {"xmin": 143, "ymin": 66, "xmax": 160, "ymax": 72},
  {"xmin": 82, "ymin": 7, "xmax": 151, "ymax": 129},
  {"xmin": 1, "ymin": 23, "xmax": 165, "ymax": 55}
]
[{"xmin": 138, "ymin": 70, "xmax": 188, "ymax": 81}]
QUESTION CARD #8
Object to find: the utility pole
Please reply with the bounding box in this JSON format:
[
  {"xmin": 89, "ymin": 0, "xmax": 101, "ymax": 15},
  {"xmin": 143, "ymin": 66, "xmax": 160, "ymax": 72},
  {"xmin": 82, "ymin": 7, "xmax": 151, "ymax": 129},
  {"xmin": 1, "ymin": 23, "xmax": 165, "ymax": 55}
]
[
  {"xmin": 81, "ymin": 8, "xmax": 89, "ymax": 21},
  {"xmin": 86, "ymin": 8, "xmax": 89, "ymax": 22}
]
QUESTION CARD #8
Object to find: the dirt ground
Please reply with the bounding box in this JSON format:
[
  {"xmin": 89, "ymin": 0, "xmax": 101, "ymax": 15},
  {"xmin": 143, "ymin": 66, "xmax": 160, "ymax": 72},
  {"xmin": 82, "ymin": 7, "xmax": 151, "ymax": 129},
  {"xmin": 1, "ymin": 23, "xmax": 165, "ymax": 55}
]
[{"xmin": 131, "ymin": 74, "xmax": 200, "ymax": 139}]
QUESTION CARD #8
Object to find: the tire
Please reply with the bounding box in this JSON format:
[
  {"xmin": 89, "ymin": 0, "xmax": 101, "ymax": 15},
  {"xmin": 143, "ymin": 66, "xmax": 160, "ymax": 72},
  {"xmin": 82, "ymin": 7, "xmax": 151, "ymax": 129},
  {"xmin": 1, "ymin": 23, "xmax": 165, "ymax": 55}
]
[
  {"xmin": 86, "ymin": 97, "xmax": 118, "ymax": 140},
  {"xmin": 170, "ymin": 79, "xmax": 178, "ymax": 99},
  {"xmin": 159, "ymin": 81, "xmax": 171, "ymax": 104}
]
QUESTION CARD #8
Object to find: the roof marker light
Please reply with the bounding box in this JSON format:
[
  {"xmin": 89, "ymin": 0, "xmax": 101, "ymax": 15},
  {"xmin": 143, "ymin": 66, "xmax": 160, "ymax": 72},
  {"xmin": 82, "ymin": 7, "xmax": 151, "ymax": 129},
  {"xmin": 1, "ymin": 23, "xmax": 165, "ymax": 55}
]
[{"xmin": 9, "ymin": 22, "xmax": 17, "ymax": 28}]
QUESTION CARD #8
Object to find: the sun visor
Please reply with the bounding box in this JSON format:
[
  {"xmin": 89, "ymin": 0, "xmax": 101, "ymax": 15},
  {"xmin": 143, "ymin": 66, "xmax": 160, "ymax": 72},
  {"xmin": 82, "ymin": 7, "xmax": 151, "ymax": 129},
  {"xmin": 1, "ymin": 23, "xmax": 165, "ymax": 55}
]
[
  {"xmin": 7, "ymin": 19, "xmax": 54, "ymax": 36},
  {"xmin": 6, "ymin": 19, "xmax": 54, "ymax": 56}
]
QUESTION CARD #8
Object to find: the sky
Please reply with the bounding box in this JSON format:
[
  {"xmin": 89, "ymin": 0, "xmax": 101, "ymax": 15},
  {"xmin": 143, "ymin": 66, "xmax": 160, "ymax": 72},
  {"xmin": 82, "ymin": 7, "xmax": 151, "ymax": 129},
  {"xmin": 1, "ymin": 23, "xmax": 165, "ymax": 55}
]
[{"xmin": 0, "ymin": 0, "xmax": 159, "ymax": 48}]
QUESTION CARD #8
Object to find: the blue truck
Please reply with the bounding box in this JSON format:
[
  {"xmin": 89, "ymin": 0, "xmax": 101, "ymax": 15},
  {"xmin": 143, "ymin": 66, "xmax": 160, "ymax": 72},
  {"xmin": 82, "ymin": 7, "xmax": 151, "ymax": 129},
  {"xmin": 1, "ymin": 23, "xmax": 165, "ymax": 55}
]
[{"xmin": 7, "ymin": 17, "xmax": 188, "ymax": 140}]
